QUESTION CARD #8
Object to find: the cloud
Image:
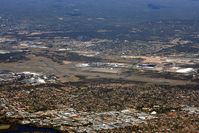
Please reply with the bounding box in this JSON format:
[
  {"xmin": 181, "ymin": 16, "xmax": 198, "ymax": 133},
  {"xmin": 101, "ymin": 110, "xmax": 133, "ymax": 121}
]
[{"xmin": 147, "ymin": 3, "xmax": 167, "ymax": 10}]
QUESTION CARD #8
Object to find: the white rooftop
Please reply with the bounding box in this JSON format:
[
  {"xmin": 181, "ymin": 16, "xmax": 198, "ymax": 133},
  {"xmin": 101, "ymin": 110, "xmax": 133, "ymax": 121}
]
[{"xmin": 176, "ymin": 68, "xmax": 195, "ymax": 73}]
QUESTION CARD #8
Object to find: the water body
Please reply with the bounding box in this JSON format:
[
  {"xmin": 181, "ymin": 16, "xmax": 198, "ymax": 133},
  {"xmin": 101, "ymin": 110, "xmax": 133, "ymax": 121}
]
[{"xmin": 0, "ymin": 124, "xmax": 61, "ymax": 133}]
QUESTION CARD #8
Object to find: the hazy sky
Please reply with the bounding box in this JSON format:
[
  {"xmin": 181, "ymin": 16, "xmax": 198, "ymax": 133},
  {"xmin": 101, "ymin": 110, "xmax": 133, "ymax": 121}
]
[{"xmin": 0, "ymin": 0, "xmax": 199, "ymax": 22}]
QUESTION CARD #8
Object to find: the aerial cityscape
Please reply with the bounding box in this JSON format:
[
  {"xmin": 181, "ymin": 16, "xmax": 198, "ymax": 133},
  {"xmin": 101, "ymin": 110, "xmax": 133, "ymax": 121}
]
[{"xmin": 0, "ymin": 0, "xmax": 199, "ymax": 132}]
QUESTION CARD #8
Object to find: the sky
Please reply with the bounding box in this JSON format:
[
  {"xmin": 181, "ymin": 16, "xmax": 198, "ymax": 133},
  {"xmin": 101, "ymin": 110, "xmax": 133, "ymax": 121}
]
[{"xmin": 0, "ymin": 0, "xmax": 199, "ymax": 23}]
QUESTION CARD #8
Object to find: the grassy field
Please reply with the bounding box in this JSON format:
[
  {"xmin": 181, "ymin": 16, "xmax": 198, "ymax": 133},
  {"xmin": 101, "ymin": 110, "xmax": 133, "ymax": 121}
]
[{"xmin": 0, "ymin": 55, "xmax": 196, "ymax": 85}]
